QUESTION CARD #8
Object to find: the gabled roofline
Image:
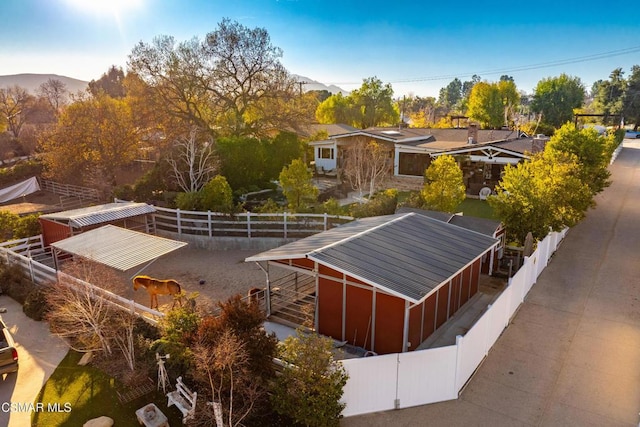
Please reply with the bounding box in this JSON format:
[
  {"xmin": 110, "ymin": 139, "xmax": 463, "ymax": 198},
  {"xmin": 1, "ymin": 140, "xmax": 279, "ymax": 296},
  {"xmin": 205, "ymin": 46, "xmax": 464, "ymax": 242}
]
[{"xmin": 431, "ymin": 144, "xmax": 530, "ymax": 158}]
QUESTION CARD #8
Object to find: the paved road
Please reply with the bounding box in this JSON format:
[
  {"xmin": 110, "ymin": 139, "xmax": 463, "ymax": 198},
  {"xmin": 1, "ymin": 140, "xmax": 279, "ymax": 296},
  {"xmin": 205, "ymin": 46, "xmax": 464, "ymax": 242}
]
[
  {"xmin": 0, "ymin": 295, "xmax": 68, "ymax": 427},
  {"xmin": 342, "ymin": 141, "xmax": 640, "ymax": 427}
]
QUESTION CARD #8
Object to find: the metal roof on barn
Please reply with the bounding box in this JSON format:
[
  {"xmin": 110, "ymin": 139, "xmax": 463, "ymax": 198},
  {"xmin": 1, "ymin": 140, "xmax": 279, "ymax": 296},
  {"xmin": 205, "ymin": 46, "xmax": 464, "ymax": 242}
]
[
  {"xmin": 246, "ymin": 213, "xmax": 499, "ymax": 303},
  {"xmin": 40, "ymin": 202, "xmax": 155, "ymax": 228},
  {"xmin": 51, "ymin": 224, "xmax": 186, "ymax": 271}
]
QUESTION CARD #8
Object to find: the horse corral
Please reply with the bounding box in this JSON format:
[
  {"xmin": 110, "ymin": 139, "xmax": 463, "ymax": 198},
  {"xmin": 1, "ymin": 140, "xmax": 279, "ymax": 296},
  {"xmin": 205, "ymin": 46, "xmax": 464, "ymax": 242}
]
[{"xmin": 127, "ymin": 247, "xmax": 289, "ymax": 312}]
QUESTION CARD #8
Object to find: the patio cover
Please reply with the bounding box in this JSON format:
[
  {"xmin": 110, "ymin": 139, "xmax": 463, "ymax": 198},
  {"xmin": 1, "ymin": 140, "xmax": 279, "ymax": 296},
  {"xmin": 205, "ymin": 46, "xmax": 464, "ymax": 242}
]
[{"xmin": 51, "ymin": 224, "xmax": 187, "ymax": 271}]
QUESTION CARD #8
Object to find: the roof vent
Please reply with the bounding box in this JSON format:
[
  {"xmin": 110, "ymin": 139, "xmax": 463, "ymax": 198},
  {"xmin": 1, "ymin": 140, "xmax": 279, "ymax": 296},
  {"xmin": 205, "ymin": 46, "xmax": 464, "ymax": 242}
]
[{"xmin": 381, "ymin": 130, "xmax": 402, "ymax": 136}]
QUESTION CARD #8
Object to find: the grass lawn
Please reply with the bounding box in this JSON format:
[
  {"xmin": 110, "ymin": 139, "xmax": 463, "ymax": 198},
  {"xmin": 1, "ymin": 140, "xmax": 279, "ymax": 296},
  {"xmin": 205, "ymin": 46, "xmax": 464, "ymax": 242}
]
[
  {"xmin": 32, "ymin": 350, "xmax": 185, "ymax": 427},
  {"xmin": 456, "ymin": 198, "xmax": 498, "ymax": 220}
]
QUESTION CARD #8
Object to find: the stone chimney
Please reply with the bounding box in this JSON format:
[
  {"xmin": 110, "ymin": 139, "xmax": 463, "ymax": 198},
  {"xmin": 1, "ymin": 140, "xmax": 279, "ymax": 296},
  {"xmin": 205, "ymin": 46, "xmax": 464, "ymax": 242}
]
[{"xmin": 468, "ymin": 123, "xmax": 479, "ymax": 144}]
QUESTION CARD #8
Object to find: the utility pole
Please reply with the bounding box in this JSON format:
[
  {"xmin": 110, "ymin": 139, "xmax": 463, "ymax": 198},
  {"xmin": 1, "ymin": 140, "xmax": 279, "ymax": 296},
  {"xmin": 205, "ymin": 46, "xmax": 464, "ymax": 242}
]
[{"xmin": 296, "ymin": 81, "xmax": 307, "ymax": 95}]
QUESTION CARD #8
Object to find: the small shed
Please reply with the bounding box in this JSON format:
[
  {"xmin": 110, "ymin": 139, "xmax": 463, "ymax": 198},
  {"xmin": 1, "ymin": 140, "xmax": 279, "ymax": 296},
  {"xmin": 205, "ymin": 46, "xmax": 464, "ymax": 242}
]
[
  {"xmin": 246, "ymin": 213, "xmax": 499, "ymax": 355},
  {"xmin": 39, "ymin": 202, "xmax": 156, "ymax": 246}
]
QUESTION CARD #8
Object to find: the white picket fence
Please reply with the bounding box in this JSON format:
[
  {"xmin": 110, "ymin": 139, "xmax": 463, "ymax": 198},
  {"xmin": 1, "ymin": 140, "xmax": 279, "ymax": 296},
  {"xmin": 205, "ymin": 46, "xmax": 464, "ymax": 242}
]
[{"xmin": 340, "ymin": 228, "xmax": 568, "ymax": 417}]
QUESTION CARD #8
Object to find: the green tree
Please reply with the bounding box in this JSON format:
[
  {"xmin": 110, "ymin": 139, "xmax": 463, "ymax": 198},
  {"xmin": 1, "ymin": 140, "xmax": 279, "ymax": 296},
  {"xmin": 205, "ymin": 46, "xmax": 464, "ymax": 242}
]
[
  {"xmin": 624, "ymin": 65, "xmax": 640, "ymax": 129},
  {"xmin": 316, "ymin": 93, "xmax": 352, "ymax": 124},
  {"xmin": 594, "ymin": 68, "xmax": 626, "ymax": 122},
  {"xmin": 279, "ymin": 159, "xmax": 318, "ymax": 212},
  {"xmin": 88, "ymin": 65, "xmax": 126, "ymax": 98},
  {"xmin": 349, "ymin": 77, "xmax": 399, "ymax": 128},
  {"xmin": 546, "ymin": 123, "xmax": 611, "ymax": 195},
  {"xmin": 200, "ymin": 175, "xmax": 234, "ymax": 213},
  {"xmin": 467, "ymin": 82, "xmax": 504, "ymax": 129},
  {"xmin": 488, "ymin": 150, "xmax": 593, "ymax": 244},
  {"xmin": 438, "ymin": 78, "xmax": 462, "ymax": 111},
  {"xmin": 271, "ymin": 330, "xmax": 348, "ymax": 427},
  {"xmin": 315, "ymin": 77, "xmax": 398, "ymax": 128},
  {"xmin": 421, "ymin": 155, "xmax": 466, "ymax": 213},
  {"xmin": 531, "ymin": 74, "xmax": 585, "ymax": 128},
  {"xmin": 217, "ymin": 136, "xmax": 268, "ymax": 191}
]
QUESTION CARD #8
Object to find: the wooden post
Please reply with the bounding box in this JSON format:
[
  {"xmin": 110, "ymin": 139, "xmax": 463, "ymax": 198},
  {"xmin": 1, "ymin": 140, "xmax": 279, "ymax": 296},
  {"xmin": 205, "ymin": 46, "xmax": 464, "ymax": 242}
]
[
  {"xmin": 207, "ymin": 211, "xmax": 212, "ymax": 237},
  {"xmin": 176, "ymin": 209, "xmax": 182, "ymax": 236},
  {"xmin": 247, "ymin": 213, "xmax": 251, "ymax": 238}
]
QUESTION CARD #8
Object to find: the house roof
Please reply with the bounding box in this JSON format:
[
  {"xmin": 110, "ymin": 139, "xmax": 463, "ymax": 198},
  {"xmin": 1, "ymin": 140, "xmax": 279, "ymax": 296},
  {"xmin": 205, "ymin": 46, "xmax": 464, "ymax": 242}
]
[
  {"xmin": 297, "ymin": 123, "xmax": 360, "ymax": 138},
  {"xmin": 51, "ymin": 224, "xmax": 187, "ymax": 271},
  {"xmin": 396, "ymin": 207, "xmax": 502, "ymax": 236},
  {"xmin": 40, "ymin": 202, "xmax": 155, "ymax": 228},
  {"xmin": 246, "ymin": 213, "xmax": 498, "ymax": 303}
]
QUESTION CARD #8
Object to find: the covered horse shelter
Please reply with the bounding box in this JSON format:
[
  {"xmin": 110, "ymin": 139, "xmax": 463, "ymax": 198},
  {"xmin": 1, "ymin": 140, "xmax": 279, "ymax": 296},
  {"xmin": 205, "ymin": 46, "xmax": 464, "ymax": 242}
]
[{"xmin": 246, "ymin": 212, "xmax": 499, "ymax": 355}]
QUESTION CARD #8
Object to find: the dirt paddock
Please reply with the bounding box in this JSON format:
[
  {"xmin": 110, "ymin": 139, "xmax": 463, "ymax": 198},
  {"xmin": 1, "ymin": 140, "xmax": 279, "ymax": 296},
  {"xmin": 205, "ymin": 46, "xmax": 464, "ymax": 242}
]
[{"xmin": 123, "ymin": 247, "xmax": 289, "ymax": 312}]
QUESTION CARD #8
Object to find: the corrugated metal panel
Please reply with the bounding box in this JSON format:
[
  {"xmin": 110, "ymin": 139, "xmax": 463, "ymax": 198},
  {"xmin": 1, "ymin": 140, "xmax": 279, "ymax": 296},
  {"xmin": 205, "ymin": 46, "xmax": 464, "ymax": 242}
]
[
  {"xmin": 51, "ymin": 225, "xmax": 186, "ymax": 271},
  {"xmin": 244, "ymin": 215, "xmax": 399, "ymax": 262},
  {"xmin": 40, "ymin": 202, "xmax": 155, "ymax": 228},
  {"xmin": 247, "ymin": 213, "xmax": 498, "ymax": 303}
]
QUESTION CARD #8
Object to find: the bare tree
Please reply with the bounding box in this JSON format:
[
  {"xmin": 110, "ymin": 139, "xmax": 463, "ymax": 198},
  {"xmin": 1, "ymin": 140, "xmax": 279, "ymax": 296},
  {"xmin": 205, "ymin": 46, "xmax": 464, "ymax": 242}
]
[
  {"xmin": 192, "ymin": 330, "xmax": 261, "ymax": 427},
  {"xmin": 45, "ymin": 260, "xmax": 137, "ymax": 370},
  {"xmin": 167, "ymin": 127, "xmax": 218, "ymax": 192},
  {"xmin": 38, "ymin": 78, "xmax": 68, "ymax": 115},
  {"xmin": 0, "ymin": 85, "xmax": 34, "ymax": 137},
  {"xmin": 343, "ymin": 137, "xmax": 392, "ymax": 200}
]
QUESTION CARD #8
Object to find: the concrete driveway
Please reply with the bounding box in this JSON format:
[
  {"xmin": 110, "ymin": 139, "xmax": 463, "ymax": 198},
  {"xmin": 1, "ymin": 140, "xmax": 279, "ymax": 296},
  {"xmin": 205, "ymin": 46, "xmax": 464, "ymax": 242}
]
[
  {"xmin": 0, "ymin": 295, "xmax": 68, "ymax": 427},
  {"xmin": 342, "ymin": 141, "xmax": 640, "ymax": 426}
]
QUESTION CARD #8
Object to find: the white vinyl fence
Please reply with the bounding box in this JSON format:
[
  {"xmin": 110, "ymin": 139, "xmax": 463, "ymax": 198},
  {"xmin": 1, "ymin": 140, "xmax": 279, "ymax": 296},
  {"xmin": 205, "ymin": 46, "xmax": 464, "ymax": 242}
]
[
  {"xmin": 340, "ymin": 228, "xmax": 568, "ymax": 417},
  {"xmin": 113, "ymin": 199, "xmax": 353, "ymax": 239}
]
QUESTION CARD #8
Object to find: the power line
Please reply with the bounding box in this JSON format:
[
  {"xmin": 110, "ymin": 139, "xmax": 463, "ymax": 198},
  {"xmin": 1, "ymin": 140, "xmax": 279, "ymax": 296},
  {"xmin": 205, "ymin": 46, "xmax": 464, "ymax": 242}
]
[{"xmin": 328, "ymin": 45, "xmax": 640, "ymax": 86}]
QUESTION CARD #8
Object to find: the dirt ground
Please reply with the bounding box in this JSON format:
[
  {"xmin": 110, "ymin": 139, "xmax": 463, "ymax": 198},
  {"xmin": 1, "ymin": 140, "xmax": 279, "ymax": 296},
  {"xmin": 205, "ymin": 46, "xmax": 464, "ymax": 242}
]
[
  {"xmin": 121, "ymin": 247, "xmax": 289, "ymax": 312},
  {"xmin": 0, "ymin": 190, "xmax": 61, "ymax": 215}
]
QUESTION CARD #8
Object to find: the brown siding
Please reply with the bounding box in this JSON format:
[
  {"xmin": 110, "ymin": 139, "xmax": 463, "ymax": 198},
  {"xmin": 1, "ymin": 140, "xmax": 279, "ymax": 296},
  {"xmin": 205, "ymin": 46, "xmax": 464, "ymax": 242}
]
[
  {"xmin": 40, "ymin": 219, "xmax": 70, "ymax": 246},
  {"xmin": 460, "ymin": 268, "xmax": 471, "ymax": 307},
  {"xmin": 408, "ymin": 303, "xmax": 422, "ymax": 351},
  {"xmin": 449, "ymin": 275, "xmax": 461, "ymax": 317},
  {"xmin": 319, "ymin": 263, "xmax": 342, "ymax": 279},
  {"xmin": 290, "ymin": 258, "xmax": 315, "ymax": 270},
  {"xmin": 345, "ymin": 285, "xmax": 373, "ymax": 348},
  {"xmin": 317, "ymin": 277, "xmax": 343, "ymax": 339},
  {"xmin": 422, "ymin": 293, "xmax": 437, "ymax": 342},
  {"xmin": 374, "ymin": 293, "xmax": 405, "ymax": 354},
  {"xmin": 436, "ymin": 282, "xmax": 450, "ymax": 328},
  {"xmin": 470, "ymin": 259, "xmax": 480, "ymax": 296}
]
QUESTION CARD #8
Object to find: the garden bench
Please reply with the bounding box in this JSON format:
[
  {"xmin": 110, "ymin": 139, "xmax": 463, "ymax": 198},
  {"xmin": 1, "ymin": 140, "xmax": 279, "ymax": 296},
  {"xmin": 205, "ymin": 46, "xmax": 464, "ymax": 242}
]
[{"xmin": 166, "ymin": 376, "xmax": 197, "ymax": 422}]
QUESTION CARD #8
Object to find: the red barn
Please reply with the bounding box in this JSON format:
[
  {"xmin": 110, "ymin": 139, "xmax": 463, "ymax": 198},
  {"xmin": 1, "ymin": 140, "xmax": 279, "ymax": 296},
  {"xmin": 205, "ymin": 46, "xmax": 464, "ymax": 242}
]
[{"xmin": 246, "ymin": 212, "xmax": 499, "ymax": 354}]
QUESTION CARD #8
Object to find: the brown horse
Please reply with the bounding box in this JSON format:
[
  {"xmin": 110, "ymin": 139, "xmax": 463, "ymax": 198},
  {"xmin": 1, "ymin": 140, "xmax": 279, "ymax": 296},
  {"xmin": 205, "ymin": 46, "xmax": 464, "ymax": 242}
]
[{"xmin": 133, "ymin": 275, "xmax": 183, "ymax": 310}]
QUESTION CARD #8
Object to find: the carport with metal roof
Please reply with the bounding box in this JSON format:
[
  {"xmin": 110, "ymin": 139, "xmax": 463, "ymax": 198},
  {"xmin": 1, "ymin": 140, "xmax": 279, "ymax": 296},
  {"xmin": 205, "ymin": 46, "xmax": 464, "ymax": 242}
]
[
  {"xmin": 50, "ymin": 224, "xmax": 187, "ymax": 276},
  {"xmin": 246, "ymin": 213, "xmax": 499, "ymax": 354}
]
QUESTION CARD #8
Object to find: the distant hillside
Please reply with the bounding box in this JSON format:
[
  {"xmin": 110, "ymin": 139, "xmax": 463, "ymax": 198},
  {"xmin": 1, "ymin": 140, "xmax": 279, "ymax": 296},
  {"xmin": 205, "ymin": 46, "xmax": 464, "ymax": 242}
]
[
  {"xmin": 0, "ymin": 72, "xmax": 346, "ymax": 98},
  {"xmin": 292, "ymin": 74, "xmax": 349, "ymax": 96},
  {"xmin": 0, "ymin": 74, "xmax": 89, "ymax": 95}
]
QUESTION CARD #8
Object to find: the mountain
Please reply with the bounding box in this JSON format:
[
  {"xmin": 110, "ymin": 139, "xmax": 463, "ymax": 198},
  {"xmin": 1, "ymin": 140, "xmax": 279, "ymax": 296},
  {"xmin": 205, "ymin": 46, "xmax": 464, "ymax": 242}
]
[
  {"xmin": 292, "ymin": 74, "xmax": 349, "ymax": 96},
  {"xmin": 0, "ymin": 74, "xmax": 89, "ymax": 95},
  {"xmin": 0, "ymin": 72, "xmax": 347, "ymax": 97}
]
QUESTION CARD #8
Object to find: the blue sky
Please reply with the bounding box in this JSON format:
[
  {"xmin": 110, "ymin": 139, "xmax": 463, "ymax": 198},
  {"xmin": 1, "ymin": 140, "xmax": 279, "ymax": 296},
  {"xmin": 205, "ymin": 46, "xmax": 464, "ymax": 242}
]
[{"xmin": 1, "ymin": 0, "xmax": 638, "ymax": 97}]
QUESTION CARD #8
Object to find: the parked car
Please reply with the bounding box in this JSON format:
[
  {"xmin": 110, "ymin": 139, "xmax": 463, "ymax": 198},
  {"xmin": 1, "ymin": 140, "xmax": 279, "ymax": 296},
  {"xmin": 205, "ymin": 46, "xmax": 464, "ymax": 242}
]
[
  {"xmin": 0, "ymin": 316, "xmax": 18, "ymax": 375},
  {"xmin": 625, "ymin": 130, "xmax": 640, "ymax": 139}
]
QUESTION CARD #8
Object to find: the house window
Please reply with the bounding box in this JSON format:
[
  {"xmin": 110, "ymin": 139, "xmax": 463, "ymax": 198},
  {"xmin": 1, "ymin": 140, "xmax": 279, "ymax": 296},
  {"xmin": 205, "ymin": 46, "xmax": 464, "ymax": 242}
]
[{"xmin": 319, "ymin": 148, "xmax": 334, "ymax": 159}]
